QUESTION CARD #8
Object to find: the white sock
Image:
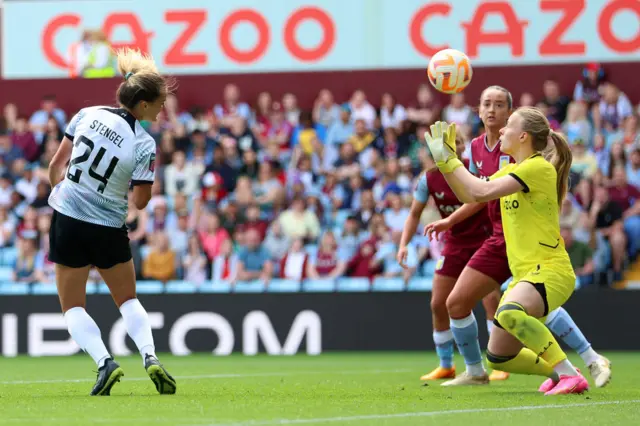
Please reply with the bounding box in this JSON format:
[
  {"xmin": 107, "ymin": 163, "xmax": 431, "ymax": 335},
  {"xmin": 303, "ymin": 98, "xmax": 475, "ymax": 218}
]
[
  {"xmin": 579, "ymin": 347, "xmax": 600, "ymax": 366},
  {"xmin": 486, "ymin": 320, "xmax": 494, "ymax": 335},
  {"xmin": 64, "ymin": 307, "xmax": 111, "ymax": 368},
  {"xmin": 467, "ymin": 363, "xmax": 486, "ymax": 377},
  {"xmin": 554, "ymin": 359, "xmax": 579, "ymax": 377},
  {"xmin": 119, "ymin": 298, "xmax": 156, "ymax": 365}
]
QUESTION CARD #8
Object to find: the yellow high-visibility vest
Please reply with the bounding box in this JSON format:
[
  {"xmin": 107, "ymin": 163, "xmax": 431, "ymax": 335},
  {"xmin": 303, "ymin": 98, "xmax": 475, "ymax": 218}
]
[{"xmin": 83, "ymin": 43, "xmax": 116, "ymax": 79}]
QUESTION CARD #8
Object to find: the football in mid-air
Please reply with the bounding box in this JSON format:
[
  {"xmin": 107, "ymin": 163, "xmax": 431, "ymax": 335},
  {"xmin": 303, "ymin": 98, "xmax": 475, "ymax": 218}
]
[{"xmin": 427, "ymin": 49, "xmax": 473, "ymax": 94}]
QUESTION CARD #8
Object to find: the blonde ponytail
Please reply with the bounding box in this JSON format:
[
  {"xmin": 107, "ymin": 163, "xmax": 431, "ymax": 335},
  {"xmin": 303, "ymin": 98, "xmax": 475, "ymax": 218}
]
[
  {"xmin": 548, "ymin": 131, "xmax": 573, "ymax": 206},
  {"xmin": 115, "ymin": 48, "xmax": 174, "ymax": 110}
]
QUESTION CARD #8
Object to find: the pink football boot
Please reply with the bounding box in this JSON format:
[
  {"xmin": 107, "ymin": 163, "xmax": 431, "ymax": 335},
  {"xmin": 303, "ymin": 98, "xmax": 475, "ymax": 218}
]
[
  {"xmin": 544, "ymin": 374, "xmax": 589, "ymax": 396},
  {"xmin": 538, "ymin": 368, "xmax": 581, "ymax": 393}
]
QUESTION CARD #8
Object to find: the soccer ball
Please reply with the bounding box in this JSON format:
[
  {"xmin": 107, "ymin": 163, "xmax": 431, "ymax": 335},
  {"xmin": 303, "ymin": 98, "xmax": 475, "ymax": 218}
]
[{"xmin": 427, "ymin": 49, "xmax": 473, "ymax": 94}]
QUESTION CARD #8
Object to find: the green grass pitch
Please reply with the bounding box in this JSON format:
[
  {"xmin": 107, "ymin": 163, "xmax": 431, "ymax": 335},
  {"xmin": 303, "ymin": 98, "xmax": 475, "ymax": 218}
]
[{"xmin": 0, "ymin": 352, "xmax": 638, "ymax": 425}]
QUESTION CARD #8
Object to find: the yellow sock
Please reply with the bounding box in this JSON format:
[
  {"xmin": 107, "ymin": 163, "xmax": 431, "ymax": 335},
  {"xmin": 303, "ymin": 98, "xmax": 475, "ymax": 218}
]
[
  {"xmin": 496, "ymin": 302, "xmax": 567, "ymax": 367},
  {"xmin": 487, "ymin": 348, "xmax": 554, "ymax": 377}
]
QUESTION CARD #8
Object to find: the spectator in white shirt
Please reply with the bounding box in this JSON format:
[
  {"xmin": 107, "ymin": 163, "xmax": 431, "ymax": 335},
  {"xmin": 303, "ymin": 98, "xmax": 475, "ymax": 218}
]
[
  {"xmin": 442, "ymin": 93, "xmax": 473, "ymax": 127},
  {"xmin": 350, "ymin": 90, "xmax": 377, "ymax": 129},
  {"xmin": 164, "ymin": 150, "xmax": 202, "ymax": 197},
  {"xmin": 183, "ymin": 234, "xmax": 208, "ymax": 285},
  {"xmin": 0, "ymin": 173, "xmax": 14, "ymax": 207},
  {"xmin": 15, "ymin": 163, "xmax": 39, "ymax": 204},
  {"xmin": 380, "ymin": 93, "xmax": 407, "ymax": 131}
]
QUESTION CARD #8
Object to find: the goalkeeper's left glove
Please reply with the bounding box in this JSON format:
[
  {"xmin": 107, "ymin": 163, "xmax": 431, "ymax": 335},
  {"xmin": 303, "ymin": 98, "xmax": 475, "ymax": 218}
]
[{"xmin": 424, "ymin": 121, "xmax": 463, "ymax": 174}]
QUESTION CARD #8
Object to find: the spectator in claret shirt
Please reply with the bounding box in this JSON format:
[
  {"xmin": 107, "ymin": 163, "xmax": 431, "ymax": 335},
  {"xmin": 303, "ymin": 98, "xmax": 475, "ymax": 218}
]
[
  {"xmin": 307, "ymin": 231, "xmax": 347, "ymax": 279},
  {"xmin": 251, "ymin": 91, "xmax": 272, "ymax": 138},
  {"xmin": 238, "ymin": 204, "xmax": 268, "ymax": 243},
  {"xmin": 214, "ymin": 83, "xmax": 251, "ymax": 125},
  {"xmin": 609, "ymin": 166, "xmax": 640, "ymax": 257},
  {"xmin": 10, "ymin": 118, "xmax": 38, "ymax": 162},
  {"xmin": 266, "ymin": 102, "xmax": 293, "ymax": 152}
]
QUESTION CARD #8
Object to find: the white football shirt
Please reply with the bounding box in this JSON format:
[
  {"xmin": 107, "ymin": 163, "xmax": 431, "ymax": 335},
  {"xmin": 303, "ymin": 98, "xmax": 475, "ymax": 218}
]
[{"xmin": 48, "ymin": 106, "xmax": 156, "ymax": 228}]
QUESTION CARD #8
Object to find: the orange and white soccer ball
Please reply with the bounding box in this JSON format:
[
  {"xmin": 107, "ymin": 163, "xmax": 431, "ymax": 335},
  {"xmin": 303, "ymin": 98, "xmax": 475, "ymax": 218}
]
[{"xmin": 427, "ymin": 49, "xmax": 473, "ymax": 94}]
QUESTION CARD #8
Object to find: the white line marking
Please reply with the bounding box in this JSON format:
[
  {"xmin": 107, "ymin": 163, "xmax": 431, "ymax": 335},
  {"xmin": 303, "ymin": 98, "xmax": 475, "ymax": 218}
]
[
  {"xmin": 0, "ymin": 368, "xmax": 410, "ymax": 385},
  {"xmin": 197, "ymin": 400, "xmax": 640, "ymax": 426}
]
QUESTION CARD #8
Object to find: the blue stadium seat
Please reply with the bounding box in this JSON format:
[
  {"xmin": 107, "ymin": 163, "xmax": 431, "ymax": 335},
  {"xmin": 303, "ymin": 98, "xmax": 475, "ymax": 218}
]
[
  {"xmin": 97, "ymin": 282, "xmax": 111, "ymax": 294},
  {"xmin": 268, "ymin": 279, "xmax": 301, "ymax": 293},
  {"xmin": 137, "ymin": 280, "xmax": 165, "ymax": 294},
  {"xmin": 234, "ymin": 280, "xmax": 266, "ymax": 293},
  {"xmin": 165, "ymin": 280, "xmax": 197, "ymax": 294},
  {"xmin": 501, "ymin": 278, "xmax": 512, "ymax": 292},
  {"xmin": 336, "ymin": 277, "xmax": 370, "ymax": 292},
  {"xmin": 302, "ymin": 278, "xmax": 336, "ymax": 293},
  {"xmin": 0, "ymin": 247, "xmax": 18, "ymax": 267},
  {"xmin": 334, "ymin": 209, "xmax": 351, "ymax": 228},
  {"xmin": 407, "ymin": 277, "xmax": 433, "ymax": 291},
  {"xmin": 0, "ymin": 266, "xmax": 14, "ymax": 282},
  {"xmin": 304, "ymin": 244, "xmax": 318, "ymax": 257},
  {"xmin": 199, "ymin": 281, "xmax": 232, "ymax": 293},
  {"xmin": 421, "ymin": 259, "xmax": 437, "ymax": 277},
  {"xmin": 372, "ymin": 277, "xmax": 405, "ymax": 292},
  {"xmin": 0, "ymin": 282, "xmax": 29, "ymax": 295},
  {"xmin": 31, "ymin": 282, "xmax": 58, "ymax": 295}
]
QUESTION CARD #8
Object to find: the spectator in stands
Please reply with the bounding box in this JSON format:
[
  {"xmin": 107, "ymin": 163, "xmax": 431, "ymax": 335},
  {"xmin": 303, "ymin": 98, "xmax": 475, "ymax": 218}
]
[
  {"xmin": 3, "ymin": 103, "xmax": 18, "ymax": 132},
  {"xmin": 307, "ymin": 231, "xmax": 347, "ymax": 279},
  {"xmin": 570, "ymin": 138, "xmax": 598, "ymax": 180},
  {"xmin": 182, "ymin": 234, "xmax": 207, "ymax": 285},
  {"xmin": 519, "ymin": 92, "xmax": 535, "ymax": 107},
  {"xmin": 278, "ymin": 196, "xmax": 320, "ymax": 242},
  {"xmin": 28, "ymin": 95, "xmax": 66, "ymax": 141},
  {"xmin": 588, "ymin": 185, "xmax": 626, "ymax": 280},
  {"xmin": 142, "ymin": 231, "xmax": 176, "ymax": 283},
  {"xmin": 596, "ymin": 83, "xmax": 633, "ymax": 133},
  {"xmin": 226, "ymin": 116, "xmax": 260, "ymax": 155},
  {"xmin": 10, "ymin": 118, "xmax": 38, "ymax": 162},
  {"xmin": 335, "ymin": 143, "xmax": 361, "ymax": 181},
  {"xmin": 347, "ymin": 232, "xmax": 381, "ymax": 281},
  {"xmin": 407, "ymin": 84, "xmax": 440, "ymax": 125},
  {"xmin": 348, "ymin": 119, "xmax": 375, "ymax": 154},
  {"xmin": 212, "ymin": 238, "xmax": 238, "ymax": 283},
  {"xmin": 164, "ymin": 150, "xmax": 202, "ymax": 197},
  {"xmin": 561, "ymin": 224, "xmax": 595, "ymax": 287},
  {"xmin": 0, "ymin": 207, "xmax": 15, "ymax": 247},
  {"xmin": 31, "ymin": 182, "xmax": 50, "ymax": 210},
  {"xmin": 627, "ymin": 146, "xmax": 640, "ymax": 189},
  {"xmin": 573, "ymin": 62, "xmax": 606, "ymax": 107},
  {"xmin": 609, "ymin": 167, "xmax": 640, "ymax": 257},
  {"xmin": 251, "ymin": 91, "xmax": 272, "ymax": 138},
  {"xmin": 384, "ymin": 191, "xmax": 410, "ymax": 232},
  {"xmin": 371, "ymin": 230, "xmax": 416, "ymax": 283},
  {"xmin": 199, "ymin": 211, "xmax": 230, "ymax": 261},
  {"xmin": 279, "ymin": 238, "xmax": 308, "ymax": 281},
  {"xmin": 237, "ymin": 228, "xmax": 273, "ymax": 283},
  {"xmin": 15, "ymin": 162, "xmax": 38, "ymax": 205},
  {"xmin": 42, "ymin": 117, "xmax": 64, "ymax": 145},
  {"xmin": 350, "ymin": 90, "xmax": 376, "ymax": 129},
  {"xmin": 0, "ymin": 130, "xmax": 23, "ymax": 167},
  {"xmin": 604, "ymin": 141, "xmax": 627, "ymax": 179},
  {"xmin": 563, "ymin": 102, "xmax": 593, "ymax": 146},
  {"xmin": 238, "ymin": 204, "xmax": 268, "ymax": 242},
  {"xmin": 353, "ymin": 190, "xmax": 379, "ymax": 230},
  {"xmin": 380, "ymin": 93, "xmax": 407, "ymax": 131},
  {"xmin": 147, "ymin": 197, "xmax": 171, "ymax": 236},
  {"xmin": 325, "ymin": 104, "xmax": 354, "ymax": 148},
  {"xmin": 442, "ymin": 93, "xmax": 473, "ymax": 129},
  {"xmin": 282, "ymin": 93, "xmax": 300, "ymax": 127},
  {"xmin": 541, "ymin": 79, "xmax": 570, "ymax": 124},
  {"xmin": 13, "ymin": 233, "xmax": 39, "ymax": 284},
  {"xmin": 263, "ymin": 221, "xmax": 291, "ymax": 264},
  {"xmin": 265, "ymin": 102, "xmax": 293, "ymax": 152},
  {"xmin": 0, "ymin": 174, "xmax": 12, "ymax": 208},
  {"xmin": 214, "ymin": 83, "xmax": 251, "ymax": 125},
  {"xmin": 168, "ymin": 210, "xmax": 190, "ymax": 261},
  {"xmin": 313, "ymin": 89, "xmax": 340, "ymax": 128}
]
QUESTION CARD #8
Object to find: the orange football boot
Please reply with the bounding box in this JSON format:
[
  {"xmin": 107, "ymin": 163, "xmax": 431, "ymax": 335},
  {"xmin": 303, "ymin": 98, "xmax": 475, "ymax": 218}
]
[
  {"xmin": 420, "ymin": 366, "xmax": 456, "ymax": 381},
  {"xmin": 488, "ymin": 370, "xmax": 510, "ymax": 381}
]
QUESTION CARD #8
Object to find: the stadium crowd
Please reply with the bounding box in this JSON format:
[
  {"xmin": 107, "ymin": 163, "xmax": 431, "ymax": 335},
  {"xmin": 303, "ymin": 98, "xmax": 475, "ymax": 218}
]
[{"xmin": 1, "ymin": 62, "xmax": 639, "ymax": 289}]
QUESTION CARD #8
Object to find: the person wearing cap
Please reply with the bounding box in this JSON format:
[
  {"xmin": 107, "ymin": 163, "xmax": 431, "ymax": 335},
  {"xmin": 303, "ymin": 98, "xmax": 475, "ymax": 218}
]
[{"xmin": 573, "ymin": 62, "xmax": 606, "ymax": 106}]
